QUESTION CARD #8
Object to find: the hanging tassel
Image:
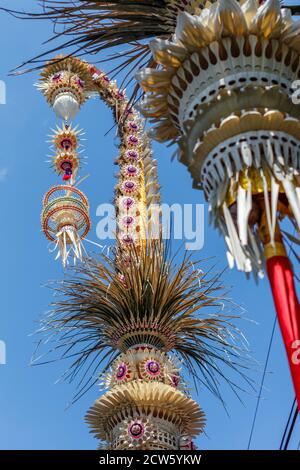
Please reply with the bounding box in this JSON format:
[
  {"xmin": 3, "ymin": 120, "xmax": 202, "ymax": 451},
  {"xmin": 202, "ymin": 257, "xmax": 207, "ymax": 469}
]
[
  {"xmin": 295, "ymin": 175, "xmax": 300, "ymax": 211},
  {"xmin": 248, "ymin": 227, "xmax": 264, "ymax": 278},
  {"xmin": 223, "ymin": 203, "xmax": 252, "ymax": 272},
  {"xmin": 282, "ymin": 179, "xmax": 300, "ymax": 230},
  {"xmin": 260, "ymin": 169, "xmax": 274, "ymax": 245},
  {"xmin": 55, "ymin": 226, "xmax": 83, "ymax": 267},
  {"xmin": 237, "ymin": 179, "xmax": 252, "ymax": 246},
  {"xmin": 270, "ymin": 175, "xmax": 280, "ymax": 241}
]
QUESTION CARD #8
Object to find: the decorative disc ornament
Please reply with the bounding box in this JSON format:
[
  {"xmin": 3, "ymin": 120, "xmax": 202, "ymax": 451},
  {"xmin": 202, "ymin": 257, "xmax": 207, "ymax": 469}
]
[
  {"xmin": 37, "ymin": 56, "xmax": 95, "ymax": 120},
  {"xmin": 41, "ymin": 185, "xmax": 90, "ymax": 266},
  {"xmin": 115, "ymin": 363, "xmax": 131, "ymax": 382},
  {"xmin": 119, "ymin": 417, "xmax": 154, "ymax": 449},
  {"xmin": 100, "ymin": 357, "xmax": 135, "ymax": 389},
  {"xmin": 52, "ymin": 152, "xmax": 79, "ymax": 182},
  {"xmin": 99, "ymin": 347, "xmax": 182, "ymax": 390},
  {"xmin": 49, "ymin": 123, "xmax": 85, "ymax": 181},
  {"xmin": 50, "ymin": 123, "xmax": 83, "ymax": 153}
]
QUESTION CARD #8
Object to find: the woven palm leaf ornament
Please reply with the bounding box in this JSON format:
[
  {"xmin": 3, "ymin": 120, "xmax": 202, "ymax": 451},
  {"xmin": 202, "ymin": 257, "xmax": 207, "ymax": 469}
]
[
  {"xmin": 38, "ymin": 57, "xmax": 94, "ymax": 266},
  {"xmin": 39, "ymin": 55, "xmax": 160, "ymax": 260},
  {"xmin": 36, "ymin": 56, "xmax": 254, "ymax": 449},
  {"xmin": 89, "ymin": 65, "xmax": 161, "ymax": 247},
  {"xmin": 135, "ymin": 0, "xmax": 300, "ymax": 408}
]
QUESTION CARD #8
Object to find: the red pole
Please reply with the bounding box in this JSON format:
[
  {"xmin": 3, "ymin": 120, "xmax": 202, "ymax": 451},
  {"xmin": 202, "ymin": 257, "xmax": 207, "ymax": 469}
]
[{"xmin": 265, "ymin": 249, "xmax": 300, "ymax": 411}]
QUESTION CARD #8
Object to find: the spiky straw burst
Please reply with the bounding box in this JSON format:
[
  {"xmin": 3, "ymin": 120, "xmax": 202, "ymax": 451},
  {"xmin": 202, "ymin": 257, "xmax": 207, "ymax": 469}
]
[
  {"xmin": 4, "ymin": 1, "xmax": 212, "ymax": 83},
  {"xmin": 3, "ymin": 2, "xmax": 297, "ymax": 68},
  {"xmin": 3, "ymin": 1, "xmax": 298, "ymax": 96},
  {"xmin": 34, "ymin": 238, "xmax": 253, "ymax": 404}
]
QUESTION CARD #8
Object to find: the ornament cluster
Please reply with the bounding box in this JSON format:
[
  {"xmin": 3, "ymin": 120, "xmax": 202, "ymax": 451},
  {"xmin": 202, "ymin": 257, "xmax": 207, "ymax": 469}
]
[{"xmin": 39, "ymin": 57, "xmax": 92, "ymax": 266}]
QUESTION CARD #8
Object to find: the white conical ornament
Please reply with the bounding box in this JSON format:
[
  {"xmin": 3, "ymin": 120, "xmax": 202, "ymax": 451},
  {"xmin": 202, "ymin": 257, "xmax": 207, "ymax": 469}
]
[{"xmin": 53, "ymin": 92, "xmax": 80, "ymax": 121}]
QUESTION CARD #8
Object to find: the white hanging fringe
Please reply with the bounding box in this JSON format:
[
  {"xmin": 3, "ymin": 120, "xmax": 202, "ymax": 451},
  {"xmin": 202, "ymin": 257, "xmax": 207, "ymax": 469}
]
[
  {"xmin": 223, "ymin": 203, "xmax": 252, "ymax": 272},
  {"xmin": 52, "ymin": 226, "xmax": 83, "ymax": 267},
  {"xmin": 271, "ymin": 176, "xmax": 280, "ymax": 244},
  {"xmin": 261, "ymin": 169, "xmax": 274, "ymax": 246},
  {"xmin": 237, "ymin": 180, "xmax": 252, "ymax": 246},
  {"xmin": 203, "ymin": 130, "xmax": 300, "ymax": 277},
  {"xmin": 282, "ymin": 179, "xmax": 300, "ymax": 231}
]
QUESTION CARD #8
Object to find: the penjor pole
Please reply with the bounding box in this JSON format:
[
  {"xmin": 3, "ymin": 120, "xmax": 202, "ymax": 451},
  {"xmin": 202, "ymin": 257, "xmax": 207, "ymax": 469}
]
[{"xmin": 259, "ymin": 209, "xmax": 300, "ymax": 410}]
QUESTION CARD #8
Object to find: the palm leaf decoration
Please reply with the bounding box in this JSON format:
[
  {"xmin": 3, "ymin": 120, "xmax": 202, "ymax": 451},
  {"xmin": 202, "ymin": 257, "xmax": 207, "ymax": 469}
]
[
  {"xmin": 33, "ymin": 238, "xmax": 253, "ymax": 405},
  {"xmin": 3, "ymin": 1, "xmax": 206, "ymax": 86},
  {"xmin": 3, "ymin": 1, "xmax": 298, "ymax": 69},
  {"xmin": 3, "ymin": 1, "xmax": 298, "ymax": 94}
]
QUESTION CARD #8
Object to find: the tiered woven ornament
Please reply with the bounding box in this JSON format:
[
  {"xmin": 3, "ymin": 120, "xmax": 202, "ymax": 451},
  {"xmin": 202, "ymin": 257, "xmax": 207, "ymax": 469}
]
[
  {"xmin": 35, "ymin": 56, "xmax": 252, "ymax": 450},
  {"xmin": 50, "ymin": 123, "xmax": 83, "ymax": 182},
  {"xmin": 42, "ymin": 184, "xmax": 90, "ymax": 266},
  {"xmin": 136, "ymin": 0, "xmax": 300, "ymax": 408},
  {"xmin": 137, "ymin": 0, "xmax": 300, "ymax": 275},
  {"xmin": 39, "ymin": 57, "xmax": 92, "ymax": 266},
  {"xmin": 37, "ymin": 55, "xmax": 95, "ymax": 120},
  {"xmin": 43, "ymin": 238, "xmax": 250, "ymax": 450},
  {"xmin": 91, "ymin": 346, "xmax": 205, "ymax": 450}
]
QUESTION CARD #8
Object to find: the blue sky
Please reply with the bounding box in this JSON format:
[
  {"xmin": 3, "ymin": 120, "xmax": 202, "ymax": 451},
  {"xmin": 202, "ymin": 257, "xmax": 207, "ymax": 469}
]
[{"xmin": 0, "ymin": 0, "xmax": 299, "ymax": 450}]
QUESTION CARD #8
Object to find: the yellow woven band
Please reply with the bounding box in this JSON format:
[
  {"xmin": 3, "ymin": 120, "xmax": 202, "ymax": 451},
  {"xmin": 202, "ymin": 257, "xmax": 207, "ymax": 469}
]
[{"xmin": 264, "ymin": 242, "xmax": 287, "ymax": 260}]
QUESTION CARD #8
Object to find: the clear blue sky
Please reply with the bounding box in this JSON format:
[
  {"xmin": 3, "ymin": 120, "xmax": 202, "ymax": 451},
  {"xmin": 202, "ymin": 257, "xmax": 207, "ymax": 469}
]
[{"xmin": 0, "ymin": 0, "xmax": 299, "ymax": 450}]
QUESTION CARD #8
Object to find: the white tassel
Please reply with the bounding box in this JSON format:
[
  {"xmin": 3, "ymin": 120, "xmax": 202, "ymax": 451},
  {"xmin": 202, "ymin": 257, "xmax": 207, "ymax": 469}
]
[
  {"xmin": 54, "ymin": 226, "xmax": 84, "ymax": 267},
  {"xmin": 223, "ymin": 203, "xmax": 252, "ymax": 272},
  {"xmin": 237, "ymin": 181, "xmax": 252, "ymax": 246},
  {"xmin": 261, "ymin": 170, "xmax": 274, "ymax": 245},
  {"xmin": 226, "ymin": 249, "xmax": 235, "ymax": 269},
  {"xmin": 248, "ymin": 228, "xmax": 264, "ymax": 278},
  {"xmin": 63, "ymin": 231, "xmax": 68, "ymax": 267},
  {"xmin": 270, "ymin": 176, "xmax": 280, "ymax": 241},
  {"xmin": 295, "ymin": 175, "xmax": 300, "ymax": 210},
  {"xmin": 68, "ymin": 229, "xmax": 80, "ymax": 259},
  {"xmin": 282, "ymin": 179, "xmax": 300, "ymax": 230},
  {"xmin": 237, "ymin": 185, "xmax": 247, "ymax": 245},
  {"xmin": 218, "ymin": 220, "xmax": 235, "ymax": 269},
  {"xmin": 241, "ymin": 141, "xmax": 253, "ymax": 167}
]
